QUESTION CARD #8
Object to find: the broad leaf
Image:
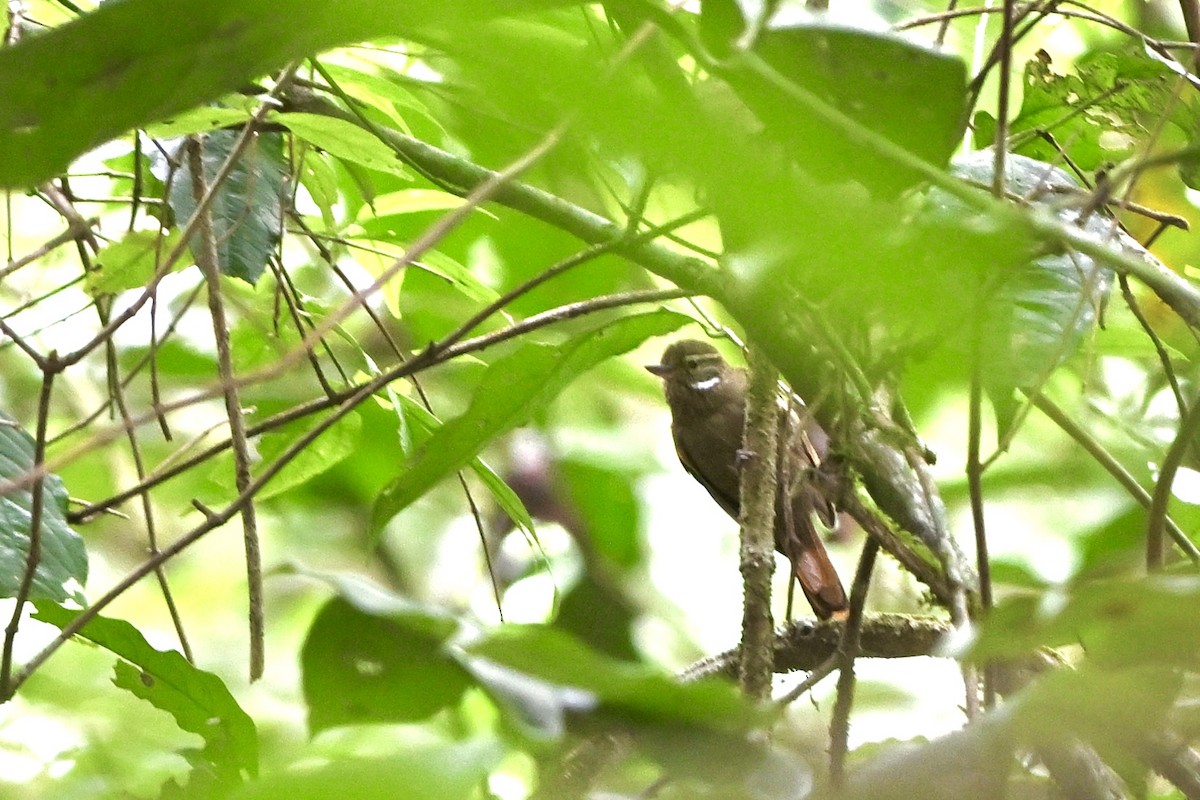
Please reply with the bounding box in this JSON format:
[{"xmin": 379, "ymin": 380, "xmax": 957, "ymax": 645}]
[
  {"xmin": 229, "ymin": 739, "xmax": 502, "ymax": 800},
  {"xmin": 0, "ymin": 0, "xmax": 571, "ymax": 188},
  {"xmin": 273, "ymin": 112, "xmax": 413, "ymax": 178},
  {"xmin": 461, "ymin": 623, "xmax": 764, "ymax": 733},
  {"xmin": 389, "ymin": 393, "xmax": 537, "ymax": 544},
  {"xmin": 86, "ymin": 230, "xmax": 183, "ymax": 296},
  {"xmin": 370, "ymin": 309, "xmax": 689, "ymax": 536},
  {"xmin": 300, "ymin": 573, "xmax": 469, "ymax": 733},
  {"xmin": 964, "ymin": 574, "xmax": 1200, "ymax": 668},
  {"xmin": 974, "ymin": 45, "xmax": 1189, "ymax": 172},
  {"xmin": 33, "ymin": 601, "xmax": 258, "ymax": 785},
  {"xmin": 204, "ymin": 411, "xmax": 363, "ymax": 505},
  {"xmin": 0, "ymin": 414, "xmax": 87, "ymax": 604},
  {"xmin": 927, "ymin": 152, "xmax": 1119, "ymax": 428},
  {"xmin": 144, "ymin": 106, "xmax": 255, "ymax": 139},
  {"xmin": 457, "ymin": 623, "xmax": 802, "ymax": 792},
  {"xmin": 160, "ymin": 130, "xmax": 286, "ymax": 284},
  {"xmin": 702, "ymin": 1, "xmax": 967, "ymax": 195}
]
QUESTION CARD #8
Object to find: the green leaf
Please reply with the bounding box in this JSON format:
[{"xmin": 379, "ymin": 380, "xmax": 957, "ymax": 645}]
[
  {"xmin": 162, "ymin": 130, "xmax": 286, "ymax": 284},
  {"xmin": 228, "ymin": 739, "xmax": 502, "ymax": 800},
  {"xmin": 965, "ymin": 574, "xmax": 1200, "ymax": 668},
  {"xmin": 86, "ymin": 230, "xmax": 183, "ymax": 296},
  {"xmin": 0, "ymin": 414, "xmax": 87, "ymax": 604},
  {"xmin": 296, "ymin": 149, "xmax": 341, "ymax": 231},
  {"xmin": 559, "ymin": 459, "xmax": 642, "ymax": 569},
  {"xmin": 389, "ymin": 393, "xmax": 537, "ymax": 544},
  {"xmin": 352, "ymin": 240, "xmax": 505, "ymax": 318},
  {"xmin": 460, "ymin": 623, "xmax": 766, "ymax": 735},
  {"xmin": 273, "ymin": 112, "xmax": 412, "ymax": 178},
  {"xmin": 315, "ymin": 61, "xmax": 448, "ymax": 137},
  {"xmin": 205, "ymin": 411, "xmax": 363, "ymax": 505},
  {"xmin": 144, "ymin": 106, "xmax": 254, "ymax": 139},
  {"xmin": 1009, "ymin": 663, "xmax": 1183, "ymax": 757},
  {"xmin": 360, "ymin": 189, "xmax": 485, "ymax": 218},
  {"xmin": 412, "ymin": 249, "xmax": 503, "ymax": 305},
  {"xmin": 704, "ymin": 4, "xmax": 967, "ymax": 195},
  {"xmin": 370, "ymin": 309, "xmax": 689, "ymax": 537},
  {"xmin": 980, "ymin": 46, "xmax": 1186, "ymax": 172},
  {"xmin": 925, "ymin": 152, "xmax": 1118, "ymax": 429},
  {"xmin": 33, "ymin": 601, "xmax": 258, "ymax": 785},
  {"xmin": 0, "ymin": 0, "xmax": 570, "ymax": 188},
  {"xmin": 299, "ymin": 573, "xmax": 469, "ymax": 733}
]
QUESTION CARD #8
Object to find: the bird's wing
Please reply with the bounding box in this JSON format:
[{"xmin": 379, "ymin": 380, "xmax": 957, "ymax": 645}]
[{"xmin": 672, "ymin": 420, "xmax": 742, "ymax": 520}]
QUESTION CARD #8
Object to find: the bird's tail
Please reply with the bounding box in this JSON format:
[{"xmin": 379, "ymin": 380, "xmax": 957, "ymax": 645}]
[{"xmin": 785, "ymin": 512, "xmax": 849, "ymax": 620}]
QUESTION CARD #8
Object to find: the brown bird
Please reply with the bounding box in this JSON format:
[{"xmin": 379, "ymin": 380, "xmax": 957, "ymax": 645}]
[{"xmin": 646, "ymin": 339, "xmax": 848, "ymax": 619}]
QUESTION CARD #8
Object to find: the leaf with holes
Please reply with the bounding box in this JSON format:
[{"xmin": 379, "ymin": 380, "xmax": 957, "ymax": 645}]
[{"xmin": 974, "ymin": 46, "xmax": 1187, "ymax": 172}]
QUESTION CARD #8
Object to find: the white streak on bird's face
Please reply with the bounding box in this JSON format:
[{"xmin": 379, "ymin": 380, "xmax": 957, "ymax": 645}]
[{"xmin": 690, "ymin": 375, "xmax": 720, "ymax": 391}]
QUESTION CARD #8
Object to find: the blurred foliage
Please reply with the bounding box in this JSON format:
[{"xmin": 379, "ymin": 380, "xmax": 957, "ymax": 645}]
[{"xmin": 0, "ymin": 1, "xmax": 1199, "ymax": 799}]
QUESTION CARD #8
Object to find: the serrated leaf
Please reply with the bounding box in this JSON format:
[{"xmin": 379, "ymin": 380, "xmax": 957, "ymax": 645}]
[
  {"xmin": 161, "ymin": 130, "xmax": 286, "ymax": 284},
  {"xmin": 370, "ymin": 309, "xmax": 689, "ymax": 537},
  {"xmin": 299, "ymin": 573, "xmax": 468, "ymax": 733},
  {"xmin": 33, "ymin": 601, "xmax": 258, "ymax": 784},
  {"xmin": 0, "ymin": 414, "xmax": 87, "ymax": 604},
  {"xmin": 274, "ymin": 112, "xmax": 412, "ymax": 178}
]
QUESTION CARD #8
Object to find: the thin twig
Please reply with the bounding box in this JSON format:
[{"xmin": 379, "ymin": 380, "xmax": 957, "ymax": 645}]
[
  {"xmin": 1119, "ymin": 274, "xmax": 1186, "ymax": 417},
  {"xmin": 188, "ymin": 136, "xmax": 264, "ymax": 681},
  {"xmin": 1029, "ymin": 390, "xmax": 1200, "ymax": 562},
  {"xmin": 774, "ymin": 654, "xmax": 839, "ymax": 706},
  {"xmin": 0, "ymin": 218, "xmax": 97, "ymax": 281},
  {"xmin": 57, "ymin": 65, "xmax": 301, "ymax": 369},
  {"xmin": 8, "ymin": 287, "xmax": 691, "ymax": 693},
  {"xmin": 991, "ymin": 0, "xmax": 1016, "ymax": 198},
  {"xmin": 0, "ymin": 364, "xmax": 56, "ymax": 698},
  {"xmin": 966, "ymin": 303, "xmax": 991, "ymax": 715},
  {"xmin": 62, "ymin": 286, "xmax": 689, "ymax": 523},
  {"xmin": 1146, "ymin": 387, "xmax": 1200, "ymax": 570},
  {"xmin": 104, "ymin": 326, "xmax": 193, "ymax": 662},
  {"xmin": 829, "ymin": 538, "xmax": 879, "ymax": 786},
  {"xmin": 9, "ymin": 376, "xmax": 384, "ymax": 696}
]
